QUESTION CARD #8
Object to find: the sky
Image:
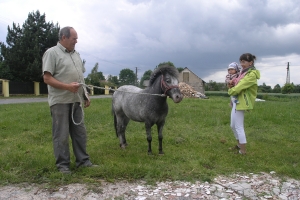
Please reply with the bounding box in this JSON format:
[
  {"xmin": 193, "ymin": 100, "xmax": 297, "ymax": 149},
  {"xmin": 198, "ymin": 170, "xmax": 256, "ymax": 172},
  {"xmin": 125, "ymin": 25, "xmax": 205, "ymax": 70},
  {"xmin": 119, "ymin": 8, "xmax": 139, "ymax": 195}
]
[{"xmin": 0, "ymin": 0, "xmax": 299, "ymax": 88}]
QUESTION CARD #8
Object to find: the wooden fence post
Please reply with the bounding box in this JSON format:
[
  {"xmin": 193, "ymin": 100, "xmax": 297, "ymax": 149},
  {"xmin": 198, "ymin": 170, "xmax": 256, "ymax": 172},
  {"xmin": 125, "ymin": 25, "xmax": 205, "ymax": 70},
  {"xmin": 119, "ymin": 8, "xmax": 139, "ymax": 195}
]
[
  {"xmin": 89, "ymin": 85, "xmax": 94, "ymax": 95},
  {"xmin": 105, "ymin": 85, "xmax": 109, "ymax": 95},
  {"xmin": 2, "ymin": 79, "xmax": 10, "ymax": 97},
  {"xmin": 34, "ymin": 81, "xmax": 40, "ymax": 96}
]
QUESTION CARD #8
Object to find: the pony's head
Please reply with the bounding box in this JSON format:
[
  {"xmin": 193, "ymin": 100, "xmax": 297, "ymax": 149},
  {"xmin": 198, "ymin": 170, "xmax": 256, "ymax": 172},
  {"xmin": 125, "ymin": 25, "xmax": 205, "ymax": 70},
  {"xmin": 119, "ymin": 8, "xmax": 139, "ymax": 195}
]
[{"xmin": 149, "ymin": 64, "xmax": 183, "ymax": 103}]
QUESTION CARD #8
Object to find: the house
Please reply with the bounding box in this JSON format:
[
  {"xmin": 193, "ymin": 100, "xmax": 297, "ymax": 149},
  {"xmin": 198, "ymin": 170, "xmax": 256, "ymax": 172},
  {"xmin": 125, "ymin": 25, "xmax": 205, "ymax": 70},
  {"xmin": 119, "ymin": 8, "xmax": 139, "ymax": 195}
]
[{"xmin": 178, "ymin": 67, "xmax": 205, "ymax": 94}]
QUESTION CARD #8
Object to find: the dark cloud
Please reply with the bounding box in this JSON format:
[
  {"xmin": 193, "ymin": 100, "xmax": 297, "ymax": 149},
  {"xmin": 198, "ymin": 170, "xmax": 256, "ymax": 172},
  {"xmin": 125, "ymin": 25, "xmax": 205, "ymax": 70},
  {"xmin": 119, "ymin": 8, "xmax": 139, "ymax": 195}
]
[{"xmin": 0, "ymin": 0, "xmax": 299, "ymax": 87}]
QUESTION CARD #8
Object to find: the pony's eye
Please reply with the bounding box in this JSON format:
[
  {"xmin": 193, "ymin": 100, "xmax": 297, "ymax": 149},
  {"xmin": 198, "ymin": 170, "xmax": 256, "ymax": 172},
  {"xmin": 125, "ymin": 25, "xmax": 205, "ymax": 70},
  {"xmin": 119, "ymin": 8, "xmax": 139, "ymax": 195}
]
[{"xmin": 166, "ymin": 79, "xmax": 171, "ymax": 84}]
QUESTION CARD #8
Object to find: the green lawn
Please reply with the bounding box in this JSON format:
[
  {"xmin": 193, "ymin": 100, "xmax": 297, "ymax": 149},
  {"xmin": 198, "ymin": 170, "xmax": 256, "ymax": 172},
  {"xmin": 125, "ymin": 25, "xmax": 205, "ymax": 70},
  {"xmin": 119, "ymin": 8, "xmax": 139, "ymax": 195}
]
[{"xmin": 0, "ymin": 96, "xmax": 299, "ymax": 187}]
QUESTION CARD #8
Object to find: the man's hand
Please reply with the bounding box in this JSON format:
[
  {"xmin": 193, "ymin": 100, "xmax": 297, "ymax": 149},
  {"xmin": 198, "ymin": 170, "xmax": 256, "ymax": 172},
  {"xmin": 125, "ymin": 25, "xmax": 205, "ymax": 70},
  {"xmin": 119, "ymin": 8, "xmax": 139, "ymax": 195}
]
[
  {"xmin": 84, "ymin": 99, "xmax": 91, "ymax": 108},
  {"xmin": 68, "ymin": 82, "xmax": 80, "ymax": 93},
  {"xmin": 44, "ymin": 72, "xmax": 81, "ymax": 93}
]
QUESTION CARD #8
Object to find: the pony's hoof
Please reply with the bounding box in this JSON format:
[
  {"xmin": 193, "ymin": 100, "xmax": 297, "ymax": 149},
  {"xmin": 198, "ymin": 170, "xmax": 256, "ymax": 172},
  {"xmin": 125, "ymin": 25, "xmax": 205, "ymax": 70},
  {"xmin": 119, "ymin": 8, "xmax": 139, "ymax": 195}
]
[
  {"xmin": 120, "ymin": 144, "xmax": 126, "ymax": 149},
  {"xmin": 159, "ymin": 151, "xmax": 164, "ymax": 155},
  {"xmin": 148, "ymin": 151, "xmax": 153, "ymax": 155}
]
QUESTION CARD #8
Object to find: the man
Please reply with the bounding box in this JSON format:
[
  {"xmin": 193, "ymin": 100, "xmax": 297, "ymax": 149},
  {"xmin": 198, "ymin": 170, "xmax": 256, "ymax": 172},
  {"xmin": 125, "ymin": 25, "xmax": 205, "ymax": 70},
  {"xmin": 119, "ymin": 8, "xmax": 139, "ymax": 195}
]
[{"xmin": 42, "ymin": 26, "xmax": 95, "ymax": 174}]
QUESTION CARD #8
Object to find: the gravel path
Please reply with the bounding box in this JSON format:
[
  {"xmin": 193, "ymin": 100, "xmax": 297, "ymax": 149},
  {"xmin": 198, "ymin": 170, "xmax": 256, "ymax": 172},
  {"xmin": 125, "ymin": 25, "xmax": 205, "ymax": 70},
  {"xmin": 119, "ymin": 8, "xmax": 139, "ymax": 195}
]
[{"xmin": 1, "ymin": 172, "xmax": 300, "ymax": 199}]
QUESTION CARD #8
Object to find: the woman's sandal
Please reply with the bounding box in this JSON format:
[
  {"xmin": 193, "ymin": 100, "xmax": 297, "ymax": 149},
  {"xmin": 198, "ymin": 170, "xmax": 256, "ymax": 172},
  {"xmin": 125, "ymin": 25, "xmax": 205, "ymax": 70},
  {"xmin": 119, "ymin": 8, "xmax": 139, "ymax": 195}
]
[
  {"xmin": 238, "ymin": 150, "xmax": 246, "ymax": 155},
  {"xmin": 229, "ymin": 145, "xmax": 240, "ymax": 150}
]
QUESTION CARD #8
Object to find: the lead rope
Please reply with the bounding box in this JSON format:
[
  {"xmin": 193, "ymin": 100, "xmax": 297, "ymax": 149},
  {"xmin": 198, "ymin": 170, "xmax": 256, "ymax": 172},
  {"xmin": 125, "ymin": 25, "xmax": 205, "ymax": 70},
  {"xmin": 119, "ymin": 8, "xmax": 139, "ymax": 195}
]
[
  {"xmin": 71, "ymin": 78, "xmax": 179, "ymax": 125},
  {"xmin": 78, "ymin": 83, "xmax": 167, "ymax": 97},
  {"xmin": 68, "ymin": 52, "xmax": 87, "ymax": 125},
  {"xmin": 71, "ymin": 86, "xmax": 86, "ymax": 125}
]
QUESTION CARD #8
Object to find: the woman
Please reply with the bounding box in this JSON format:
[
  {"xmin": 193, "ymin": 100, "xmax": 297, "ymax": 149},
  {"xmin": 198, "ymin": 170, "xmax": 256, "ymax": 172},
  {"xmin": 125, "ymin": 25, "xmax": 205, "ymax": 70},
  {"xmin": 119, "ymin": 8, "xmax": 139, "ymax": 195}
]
[{"xmin": 228, "ymin": 53, "xmax": 260, "ymax": 155}]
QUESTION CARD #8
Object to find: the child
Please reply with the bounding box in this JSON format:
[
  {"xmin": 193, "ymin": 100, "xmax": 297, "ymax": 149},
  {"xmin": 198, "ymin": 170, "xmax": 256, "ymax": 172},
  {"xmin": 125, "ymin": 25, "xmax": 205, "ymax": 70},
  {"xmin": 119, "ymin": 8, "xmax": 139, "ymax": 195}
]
[{"xmin": 225, "ymin": 62, "xmax": 240, "ymax": 104}]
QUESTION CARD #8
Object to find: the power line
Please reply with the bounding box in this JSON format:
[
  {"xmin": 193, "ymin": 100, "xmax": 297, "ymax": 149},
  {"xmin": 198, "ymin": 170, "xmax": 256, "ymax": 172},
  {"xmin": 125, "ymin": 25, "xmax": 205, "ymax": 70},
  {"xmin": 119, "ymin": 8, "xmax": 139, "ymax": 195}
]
[{"xmin": 83, "ymin": 53, "xmax": 131, "ymax": 68}]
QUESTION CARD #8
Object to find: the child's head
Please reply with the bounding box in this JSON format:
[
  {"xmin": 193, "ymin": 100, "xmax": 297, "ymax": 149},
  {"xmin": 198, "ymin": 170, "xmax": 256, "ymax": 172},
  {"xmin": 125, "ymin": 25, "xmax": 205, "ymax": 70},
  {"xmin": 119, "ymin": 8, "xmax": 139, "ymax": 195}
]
[{"xmin": 227, "ymin": 62, "xmax": 239, "ymax": 74}]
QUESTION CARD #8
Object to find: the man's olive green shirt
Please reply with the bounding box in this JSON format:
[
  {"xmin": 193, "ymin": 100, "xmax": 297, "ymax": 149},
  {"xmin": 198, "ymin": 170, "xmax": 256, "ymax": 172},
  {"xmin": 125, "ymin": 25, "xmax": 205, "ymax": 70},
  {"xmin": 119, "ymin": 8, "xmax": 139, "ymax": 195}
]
[{"xmin": 42, "ymin": 42, "xmax": 85, "ymax": 107}]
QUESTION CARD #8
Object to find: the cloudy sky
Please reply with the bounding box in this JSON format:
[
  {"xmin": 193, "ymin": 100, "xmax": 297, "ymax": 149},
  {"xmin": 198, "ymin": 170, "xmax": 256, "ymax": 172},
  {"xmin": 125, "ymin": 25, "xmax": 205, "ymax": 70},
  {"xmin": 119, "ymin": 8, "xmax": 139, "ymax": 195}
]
[{"xmin": 0, "ymin": 0, "xmax": 299, "ymax": 87}]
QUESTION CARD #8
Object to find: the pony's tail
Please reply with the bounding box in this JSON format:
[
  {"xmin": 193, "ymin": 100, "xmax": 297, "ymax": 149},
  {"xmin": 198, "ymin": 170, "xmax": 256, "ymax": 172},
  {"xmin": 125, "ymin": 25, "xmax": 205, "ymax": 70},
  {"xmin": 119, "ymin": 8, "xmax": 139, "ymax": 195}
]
[{"xmin": 112, "ymin": 105, "xmax": 118, "ymax": 138}]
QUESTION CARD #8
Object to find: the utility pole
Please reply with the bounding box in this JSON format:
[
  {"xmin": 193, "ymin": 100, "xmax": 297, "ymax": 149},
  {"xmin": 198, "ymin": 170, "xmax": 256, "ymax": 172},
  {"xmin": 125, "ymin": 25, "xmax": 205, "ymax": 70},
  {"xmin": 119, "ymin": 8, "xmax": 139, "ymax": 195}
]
[
  {"xmin": 286, "ymin": 62, "xmax": 290, "ymax": 84},
  {"xmin": 135, "ymin": 67, "xmax": 138, "ymax": 86}
]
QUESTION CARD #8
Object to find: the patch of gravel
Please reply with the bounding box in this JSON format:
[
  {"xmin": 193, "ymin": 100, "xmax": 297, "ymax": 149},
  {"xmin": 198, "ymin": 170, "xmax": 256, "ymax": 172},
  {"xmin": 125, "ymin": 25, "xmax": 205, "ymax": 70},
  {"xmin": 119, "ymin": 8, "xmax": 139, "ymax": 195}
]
[{"xmin": 1, "ymin": 172, "xmax": 300, "ymax": 199}]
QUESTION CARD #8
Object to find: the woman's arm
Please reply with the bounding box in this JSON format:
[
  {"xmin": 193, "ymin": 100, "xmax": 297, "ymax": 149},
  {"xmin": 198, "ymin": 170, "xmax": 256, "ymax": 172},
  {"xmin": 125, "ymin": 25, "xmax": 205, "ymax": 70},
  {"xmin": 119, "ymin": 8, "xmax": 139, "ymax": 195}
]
[{"xmin": 228, "ymin": 72, "xmax": 257, "ymax": 96}]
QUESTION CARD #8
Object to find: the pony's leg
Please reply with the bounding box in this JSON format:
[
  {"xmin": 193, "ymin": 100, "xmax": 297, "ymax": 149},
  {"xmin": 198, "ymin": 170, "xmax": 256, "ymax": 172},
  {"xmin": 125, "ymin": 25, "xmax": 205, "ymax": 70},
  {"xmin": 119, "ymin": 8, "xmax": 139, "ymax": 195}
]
[
  {"xmin": 157, "ymin": 121, "xmax": 165, "ymax": 155},
  {"xmin": 145, "ymin": 122, "xmax": 153, "ymax": 155},
  {"xmin": 117, "ymin": 116, "xmax": 130, "ymax": 149}
]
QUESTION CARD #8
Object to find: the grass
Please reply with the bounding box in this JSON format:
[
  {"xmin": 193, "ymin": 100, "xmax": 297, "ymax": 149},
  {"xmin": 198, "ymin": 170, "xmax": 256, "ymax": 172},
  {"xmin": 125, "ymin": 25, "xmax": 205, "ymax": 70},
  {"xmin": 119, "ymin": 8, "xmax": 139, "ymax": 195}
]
[{"xmin": 0, "ymin": 96, "xmax": 300, "ymax": 187}]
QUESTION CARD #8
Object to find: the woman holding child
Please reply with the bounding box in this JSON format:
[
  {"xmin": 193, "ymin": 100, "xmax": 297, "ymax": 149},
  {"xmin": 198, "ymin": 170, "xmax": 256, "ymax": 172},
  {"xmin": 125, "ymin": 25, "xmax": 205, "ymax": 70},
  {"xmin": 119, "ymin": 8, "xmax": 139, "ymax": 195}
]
[{"xmin": 227, "ymin": 53, "xmax": 260, "ymax": 155}]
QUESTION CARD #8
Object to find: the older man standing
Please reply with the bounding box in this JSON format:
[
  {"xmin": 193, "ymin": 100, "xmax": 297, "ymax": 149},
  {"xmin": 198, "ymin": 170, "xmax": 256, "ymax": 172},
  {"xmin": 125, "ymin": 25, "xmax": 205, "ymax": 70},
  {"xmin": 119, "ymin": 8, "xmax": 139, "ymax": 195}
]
[{"xmin": 42, "ymin": 26, "xmax": 95, "ymax": 174}]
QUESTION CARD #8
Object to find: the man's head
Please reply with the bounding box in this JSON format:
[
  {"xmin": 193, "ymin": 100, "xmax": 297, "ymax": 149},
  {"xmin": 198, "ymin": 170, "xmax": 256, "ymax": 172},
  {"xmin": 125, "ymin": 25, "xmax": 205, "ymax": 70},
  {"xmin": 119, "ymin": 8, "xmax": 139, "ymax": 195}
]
[{"xmin": 58, "ymin": 26, "xmax": 78, "ymax": 52}]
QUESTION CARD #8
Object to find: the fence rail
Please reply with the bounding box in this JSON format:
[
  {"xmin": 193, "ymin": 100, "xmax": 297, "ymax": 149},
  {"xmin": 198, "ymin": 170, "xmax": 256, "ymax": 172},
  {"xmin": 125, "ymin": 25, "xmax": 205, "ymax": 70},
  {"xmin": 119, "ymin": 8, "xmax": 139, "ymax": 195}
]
[{"xmin": 0, "ymin": 80, "xmax": 113, "ymax": 97}]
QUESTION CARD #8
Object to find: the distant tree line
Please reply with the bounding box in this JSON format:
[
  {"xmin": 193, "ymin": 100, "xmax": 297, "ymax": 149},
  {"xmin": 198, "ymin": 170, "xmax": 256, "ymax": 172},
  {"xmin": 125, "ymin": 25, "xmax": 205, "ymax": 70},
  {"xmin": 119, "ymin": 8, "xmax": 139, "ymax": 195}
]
[{"xmin": 205, "ymin": 80, "xmax": 299, "ymax": 94}]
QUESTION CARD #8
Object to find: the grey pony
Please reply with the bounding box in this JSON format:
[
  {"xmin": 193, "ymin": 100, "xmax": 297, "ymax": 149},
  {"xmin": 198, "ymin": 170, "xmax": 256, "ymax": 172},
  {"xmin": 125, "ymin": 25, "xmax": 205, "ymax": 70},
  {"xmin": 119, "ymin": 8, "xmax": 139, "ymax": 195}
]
[{"xmin": 112, "ymin": 64, "xmax": 183, "ymax": 155}]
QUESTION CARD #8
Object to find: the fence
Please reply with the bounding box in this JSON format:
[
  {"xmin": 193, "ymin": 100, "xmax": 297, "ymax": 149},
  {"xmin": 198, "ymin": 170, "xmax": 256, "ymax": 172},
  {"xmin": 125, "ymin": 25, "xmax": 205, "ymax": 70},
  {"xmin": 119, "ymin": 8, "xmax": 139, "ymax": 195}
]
[{"xmin": 0, "ymin": 80, "xmax": 114, "ymax": 97}]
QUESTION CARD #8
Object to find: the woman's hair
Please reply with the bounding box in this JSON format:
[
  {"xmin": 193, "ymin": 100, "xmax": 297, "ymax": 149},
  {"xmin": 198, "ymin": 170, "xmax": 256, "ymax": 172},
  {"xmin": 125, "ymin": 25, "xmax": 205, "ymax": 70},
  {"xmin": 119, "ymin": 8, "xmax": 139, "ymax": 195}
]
[
  {"xmin": 58, "ymin": 26, "xmax": 73, "ymax": 40},
  {"xmin": 239, "ymin": 53, "xmax": 256, "ymax": 63}
]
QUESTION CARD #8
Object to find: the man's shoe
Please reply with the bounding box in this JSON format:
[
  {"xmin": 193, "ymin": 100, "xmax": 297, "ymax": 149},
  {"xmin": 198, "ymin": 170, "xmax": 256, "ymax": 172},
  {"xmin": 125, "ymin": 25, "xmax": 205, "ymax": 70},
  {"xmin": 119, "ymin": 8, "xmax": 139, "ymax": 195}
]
[
  {"xmin": 89, "ymin": 164, "xmax": 99, "ymax": 167},
  {"xmin": 84, "ymin": 163, "xmax": 99, "ymax": 168},
  {"xmin": 78, "ymin": 160, "xmax": 99, "ymax": 168},
  {"xmin": 59, "ymin": 167, "xmax": 71, "ymax": 174}
]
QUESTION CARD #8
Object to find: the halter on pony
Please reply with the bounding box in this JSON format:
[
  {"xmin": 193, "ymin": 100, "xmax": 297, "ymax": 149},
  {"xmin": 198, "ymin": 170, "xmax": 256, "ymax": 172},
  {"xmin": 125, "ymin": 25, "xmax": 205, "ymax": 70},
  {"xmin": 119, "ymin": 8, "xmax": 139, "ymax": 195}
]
[{"xmin": 160, "ymin": 74, "xmax": 179, "ymax": 96}]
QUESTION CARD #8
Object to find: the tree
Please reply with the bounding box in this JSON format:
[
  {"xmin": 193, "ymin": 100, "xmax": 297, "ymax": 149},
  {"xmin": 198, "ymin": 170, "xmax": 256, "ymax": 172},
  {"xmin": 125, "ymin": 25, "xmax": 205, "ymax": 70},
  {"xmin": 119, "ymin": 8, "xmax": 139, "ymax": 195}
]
[
  {"xmin": 0, "ymin": 10, "xmax": 59, "ymax": 82},
  {"xmin": 205, "ymin": 80, "xmax": 220, "ymax": 91},
  {"xmin": 177, "ymin": 67, "xmax": 184, "ymax": 73},
  {"xmin": 258, "ymin": 83, "xmax": 272, "ymax": 93},
  {"xmin": 281, "ymin": 83, "xmax": 294, "ymax": 94},
  {"xmin": 0, "ymin": 52, "xmax": 13, "ymax": 80},
  {"xmin": 84, "ymin": 63, "xmax": 106, "ymax": 94},
  {"xmin": 119, "ymin": 68, "xmax": 136, "ymax": 86},
  {"xmin": 293, "ymin": 84, "xmax": 300, "ymax": 93},
  {"xmin": 107, "ymin": 74, "xmax": 119, "ymax": 87},
  {"xmin": 139, "ymin": 70, "xmax": 152, "ymax": 88},
  {"xmin": 217, "ymin": 82, "xmax": 227, "ymax": 91},
  {"xmin": 157, "ymin": 61, "xmax": 175, "ymax": 68},
  {"xmin": 272, "ymin": 84, "xmax": 281, "ymax": 93},
  {"xmin": 157, "ymin": 61, "xmax": 182, "ymax": 74}
]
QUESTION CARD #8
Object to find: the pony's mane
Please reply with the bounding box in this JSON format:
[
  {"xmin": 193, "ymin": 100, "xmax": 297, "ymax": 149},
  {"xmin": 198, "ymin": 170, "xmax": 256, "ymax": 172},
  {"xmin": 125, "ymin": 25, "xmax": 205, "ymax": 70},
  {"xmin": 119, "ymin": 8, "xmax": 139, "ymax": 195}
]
[{"xmin": 149, "ymin": 65, "xmax": 179, "ymax": 86}]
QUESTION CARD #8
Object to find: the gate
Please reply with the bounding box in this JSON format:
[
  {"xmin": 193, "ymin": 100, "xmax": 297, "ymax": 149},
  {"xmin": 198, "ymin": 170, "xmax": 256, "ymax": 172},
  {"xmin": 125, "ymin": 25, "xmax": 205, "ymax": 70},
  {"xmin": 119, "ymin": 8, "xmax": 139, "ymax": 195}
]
[
  {"xmin": 9, "ymin": 81, "xmax": 34, "ymax": 94},
  {"xmin": 40, "ymin": 82, "xmax": 48, "ymax": 94}
]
